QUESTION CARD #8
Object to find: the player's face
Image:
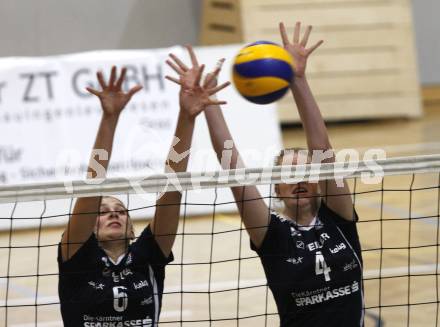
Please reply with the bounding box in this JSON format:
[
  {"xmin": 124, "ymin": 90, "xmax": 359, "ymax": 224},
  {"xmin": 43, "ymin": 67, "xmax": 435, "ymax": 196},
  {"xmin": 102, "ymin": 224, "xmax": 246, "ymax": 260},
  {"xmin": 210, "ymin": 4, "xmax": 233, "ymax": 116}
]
[
  {"xmin": 276, "ymin": 152, "xmax": 319, "ymax": 211},
  {"xmin": 96, "ymin": 197, "xmax": 132, "ymax": 242}
]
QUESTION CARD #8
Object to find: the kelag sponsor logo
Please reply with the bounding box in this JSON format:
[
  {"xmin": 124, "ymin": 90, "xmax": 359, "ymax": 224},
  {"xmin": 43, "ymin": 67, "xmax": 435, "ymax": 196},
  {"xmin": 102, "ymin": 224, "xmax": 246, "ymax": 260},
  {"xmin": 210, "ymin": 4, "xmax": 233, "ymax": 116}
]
[{"xmin": 330, "ymin": 242, "xmax": 346, "ymax": 254}]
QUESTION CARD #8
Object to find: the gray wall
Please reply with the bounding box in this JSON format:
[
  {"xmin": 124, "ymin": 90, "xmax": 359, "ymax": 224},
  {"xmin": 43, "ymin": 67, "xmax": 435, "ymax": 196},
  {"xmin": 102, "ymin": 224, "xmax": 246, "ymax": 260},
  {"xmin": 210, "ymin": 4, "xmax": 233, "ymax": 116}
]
[
  {"xmin": 411, "ymin": 0, "xmax": 440, "ymax": 85},
  {"xmin": 0, "ymin": 0, "xmax": 202, "ymax": 56},
  {"xmin": 0, "ymin": 0, "xmax": 439, "ymax": 84}
]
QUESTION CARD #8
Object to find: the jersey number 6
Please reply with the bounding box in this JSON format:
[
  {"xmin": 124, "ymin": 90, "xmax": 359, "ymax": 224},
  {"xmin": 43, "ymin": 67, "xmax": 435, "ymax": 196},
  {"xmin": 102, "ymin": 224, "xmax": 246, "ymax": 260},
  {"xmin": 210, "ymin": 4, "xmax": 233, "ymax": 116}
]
[
  {"xmin": 315, "ymin": 251, "xmax": 331, "ymax": 282},
  {"xmin": 113, "ymin": 286, "xmax": 128, "ymax": 312}
]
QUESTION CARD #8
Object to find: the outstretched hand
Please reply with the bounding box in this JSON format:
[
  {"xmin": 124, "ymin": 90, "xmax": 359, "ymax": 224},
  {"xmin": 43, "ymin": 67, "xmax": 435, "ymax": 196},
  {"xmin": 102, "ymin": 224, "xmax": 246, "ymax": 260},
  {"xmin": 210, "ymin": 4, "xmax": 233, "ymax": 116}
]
[
  {"xmin": 279, "ymin": 22, "xmax": 323, "ymax": 78},
  {"xmin": 86, "ymin": 66, "xmax": 143, "ymax": 118},
  {"xmin": 165, "ymin": 45, "xmax": 230, "ymax": 118}
]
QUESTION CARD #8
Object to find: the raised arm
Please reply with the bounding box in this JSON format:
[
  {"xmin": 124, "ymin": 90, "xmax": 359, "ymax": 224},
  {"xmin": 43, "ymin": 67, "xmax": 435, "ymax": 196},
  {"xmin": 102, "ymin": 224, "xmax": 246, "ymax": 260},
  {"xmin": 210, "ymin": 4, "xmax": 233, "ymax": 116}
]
[
  {"xmin": 150, "ymin": 46, "xmax": 230, "ymax": 257},
  {"xmin": 203, "ymin": 61, "xmax": 271, "ymax": 249},
  {"xmin": 280, "ymin": 22, "xmax": 354, "ymax": 220},
  {"xmin": 60, "ymin": 67, "xmax": 142, "ymax": 261}
]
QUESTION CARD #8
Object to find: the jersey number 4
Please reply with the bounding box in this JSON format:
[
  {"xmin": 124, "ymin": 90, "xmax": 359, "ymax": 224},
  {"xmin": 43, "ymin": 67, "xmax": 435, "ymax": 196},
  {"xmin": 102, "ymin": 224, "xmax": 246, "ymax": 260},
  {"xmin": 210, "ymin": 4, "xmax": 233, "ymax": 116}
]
[
  {"xmin": 315, "ymin": 251, "xmax": 331, "ymax": 282},
  {"xmin": 113, "ymin": 286, "xmax": 128, "ymax": 312}
]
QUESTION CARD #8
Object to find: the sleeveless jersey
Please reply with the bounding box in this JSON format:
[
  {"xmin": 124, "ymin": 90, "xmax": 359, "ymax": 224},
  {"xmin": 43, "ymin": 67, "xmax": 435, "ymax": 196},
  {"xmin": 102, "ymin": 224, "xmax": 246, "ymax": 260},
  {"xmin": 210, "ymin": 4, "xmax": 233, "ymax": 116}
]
[
  {"xmin": 251, "ymin": 203, "xmax": 364, "ymax": 326},
  {"xmin": 58, "ymin": 226, "xmax": 173, "ymax": 327}
]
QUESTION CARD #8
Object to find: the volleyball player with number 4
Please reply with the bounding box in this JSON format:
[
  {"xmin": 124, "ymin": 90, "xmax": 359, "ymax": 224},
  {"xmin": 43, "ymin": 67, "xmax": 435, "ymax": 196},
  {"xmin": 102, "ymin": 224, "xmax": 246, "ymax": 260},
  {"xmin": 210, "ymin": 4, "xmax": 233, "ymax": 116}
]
[{"xmin": 204, "ymin": 22, "xmax": 364, "ymax": 326}]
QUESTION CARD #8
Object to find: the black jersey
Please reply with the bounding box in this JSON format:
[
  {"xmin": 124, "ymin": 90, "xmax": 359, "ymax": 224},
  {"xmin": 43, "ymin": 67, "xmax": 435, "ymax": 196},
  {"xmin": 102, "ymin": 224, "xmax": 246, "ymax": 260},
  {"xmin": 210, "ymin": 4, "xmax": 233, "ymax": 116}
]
[
  {"xmin": 251, "ymin": 203, "xmax": 363, "ymax": 327},
  {"xmin": 58, "ymin": 226, "xmax": 173, "ymax": 327}
]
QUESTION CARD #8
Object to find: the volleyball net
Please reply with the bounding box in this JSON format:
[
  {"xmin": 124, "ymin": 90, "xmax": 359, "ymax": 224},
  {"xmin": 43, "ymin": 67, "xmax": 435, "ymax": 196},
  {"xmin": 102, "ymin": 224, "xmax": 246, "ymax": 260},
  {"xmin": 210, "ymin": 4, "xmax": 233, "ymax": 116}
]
[{"xmin": 2, "ymin": 154, "xmax": 440, "ymax": 326}]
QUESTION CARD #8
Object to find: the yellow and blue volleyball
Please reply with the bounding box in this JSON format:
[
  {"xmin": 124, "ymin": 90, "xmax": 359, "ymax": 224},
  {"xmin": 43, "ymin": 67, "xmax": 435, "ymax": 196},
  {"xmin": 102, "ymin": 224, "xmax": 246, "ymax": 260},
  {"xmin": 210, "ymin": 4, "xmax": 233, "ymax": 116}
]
[{"xmin": 232, "ymin": 41, "xmax": 295, "ymax": 105}]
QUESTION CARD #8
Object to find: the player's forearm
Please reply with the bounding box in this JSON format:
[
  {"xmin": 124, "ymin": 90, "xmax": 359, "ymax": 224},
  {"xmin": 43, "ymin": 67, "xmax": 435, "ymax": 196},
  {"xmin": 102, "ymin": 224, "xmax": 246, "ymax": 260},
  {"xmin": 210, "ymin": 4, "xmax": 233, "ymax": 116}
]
[
  {"xmin": 63, "ymin": 114, "xmax": 119, "ymax": 259},
  {"xmin": 70, "ymin": 114, "xmax": 119, "ymax": 220},
  {"xmin": 87, "ymin": 114, "xmax": 119, "ymax": 179},
  {"xmin": 204, "ymin": 104, "xmax": 244, "ymax": 169},
  {"xmin": 205, "ymin": 105, "xmax": 269, "ymax": 246},
  {"xmin": 167, "ymin": 110, "xmax": 195, "ymax": 174},
  {"xmin": 157, "ymin": 109, "xmax": 195, "ymax": 205},
  {"xmin": 73, "ymin": 114, "xmax": 118, "ymax": 212},
  {"xmin": 151, "ymin": 110, "xmax": 195, "ymax": 255},
  {"xmin": 71, "ymin": 114, "xmax": 119, "ymax": 219},
  {"xmin": 291, "ymin": 77, "xmax": 332, "ymax": 152}
]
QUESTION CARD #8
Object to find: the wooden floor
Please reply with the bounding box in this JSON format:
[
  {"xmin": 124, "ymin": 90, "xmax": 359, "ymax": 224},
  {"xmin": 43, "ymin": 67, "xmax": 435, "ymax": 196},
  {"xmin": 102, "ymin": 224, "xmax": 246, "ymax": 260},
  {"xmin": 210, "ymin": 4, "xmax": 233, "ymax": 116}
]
[{"xmin": 2, "ymin": 103, "xmax": 440, "ymax": 326}]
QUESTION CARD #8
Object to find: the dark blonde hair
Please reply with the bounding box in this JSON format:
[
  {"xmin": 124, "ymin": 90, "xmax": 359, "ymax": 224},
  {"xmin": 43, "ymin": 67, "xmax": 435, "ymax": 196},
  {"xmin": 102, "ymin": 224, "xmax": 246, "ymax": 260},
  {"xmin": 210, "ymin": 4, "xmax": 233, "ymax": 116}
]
[{"xmin": 273, "ymin": 147, "xmax": 309, "ymax": 166}]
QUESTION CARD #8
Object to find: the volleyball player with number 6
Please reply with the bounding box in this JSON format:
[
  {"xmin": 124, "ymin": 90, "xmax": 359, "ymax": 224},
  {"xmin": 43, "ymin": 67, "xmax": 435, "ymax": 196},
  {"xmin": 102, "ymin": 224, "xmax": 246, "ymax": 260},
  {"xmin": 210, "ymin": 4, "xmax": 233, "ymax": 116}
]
[
  {"xmin": 58, "ymin": 46, "xmax": 229, "ymax": 327},
  {"xmin": 203, "ymin": 22, "xmax": 364, "ymax": 326}
]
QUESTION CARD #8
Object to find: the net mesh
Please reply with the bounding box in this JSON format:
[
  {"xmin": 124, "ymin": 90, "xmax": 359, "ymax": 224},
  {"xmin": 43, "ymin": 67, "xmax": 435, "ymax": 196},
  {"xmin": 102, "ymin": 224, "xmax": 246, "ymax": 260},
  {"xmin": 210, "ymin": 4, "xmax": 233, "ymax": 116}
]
[{"xmin": 1, "ymin": 156, "xmax": 440, "ymax": 326}]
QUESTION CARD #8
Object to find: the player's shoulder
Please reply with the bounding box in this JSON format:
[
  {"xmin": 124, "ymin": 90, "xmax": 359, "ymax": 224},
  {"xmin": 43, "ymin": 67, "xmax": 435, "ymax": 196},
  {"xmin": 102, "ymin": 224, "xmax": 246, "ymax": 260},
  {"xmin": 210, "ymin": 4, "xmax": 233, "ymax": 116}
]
[
  {"xmin": 317, "ymin": 201, "xmax": 340, "ymax": 221},
  {"xmin": 317, "ymin": 201, "xmax": 357, "ymax": 225},
  {"xmin": 270, "ymin": 210, "xmax": 285, "ymax": 220},
  {"xmin": 268, "ymin": 210, "xmax": 296, "ymax": 234},
  {"xmin": 270, "ymin": 210, "xmax": 291, "ymax": 224},
  {"xmin": 58, "ymin": 233, "xmax": 101, "ymax": 269}
]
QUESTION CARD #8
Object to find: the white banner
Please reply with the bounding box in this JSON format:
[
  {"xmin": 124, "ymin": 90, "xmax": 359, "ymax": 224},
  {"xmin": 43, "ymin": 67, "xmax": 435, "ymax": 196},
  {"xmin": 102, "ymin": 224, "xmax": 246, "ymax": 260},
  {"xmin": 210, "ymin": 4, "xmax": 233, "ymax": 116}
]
[{"xmin": 0, "ymin": 45, "xmax": 283, "ymax": 229}]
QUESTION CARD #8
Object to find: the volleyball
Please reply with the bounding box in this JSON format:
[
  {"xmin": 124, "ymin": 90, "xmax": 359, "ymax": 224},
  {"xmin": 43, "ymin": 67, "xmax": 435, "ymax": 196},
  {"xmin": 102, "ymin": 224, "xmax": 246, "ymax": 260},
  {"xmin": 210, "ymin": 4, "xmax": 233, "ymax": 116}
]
[{"xmin": 232, "ymin": 41, "xmax": 295, "ymax": 105}]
